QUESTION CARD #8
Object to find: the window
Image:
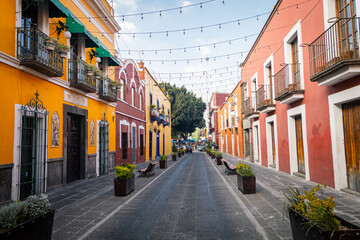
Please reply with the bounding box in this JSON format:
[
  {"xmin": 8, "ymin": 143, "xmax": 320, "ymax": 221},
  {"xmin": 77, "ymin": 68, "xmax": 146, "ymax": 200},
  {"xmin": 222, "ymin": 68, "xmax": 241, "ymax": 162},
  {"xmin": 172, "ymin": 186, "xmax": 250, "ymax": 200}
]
[
  {"xmin": 157, "ymin": 99, "xmax": 159, "ymax": 108},
  {"xmin": 120, "ymin": 79, "xmax": 125, "ymax": 100},
  {"xmin": 131, "ymin": 87, "xmax": 135, "ymax": 106},
  {"xmin": 140, "ymin": 134, "xmax": 144, "ymax": 156},
  {"xmin": 291, "ymin": 37, "xmax": 300, "ymax": 87},
  {"xmin": 122, "ymin": 132, "xmax": 128, "ymax": 160},
  {"xmin": 139, "ymin": 93, "xmax": 142, "ymax": 110},
  {"xmin": 150, "ymin": 93, "xmax": 153, "ymax": 105}
]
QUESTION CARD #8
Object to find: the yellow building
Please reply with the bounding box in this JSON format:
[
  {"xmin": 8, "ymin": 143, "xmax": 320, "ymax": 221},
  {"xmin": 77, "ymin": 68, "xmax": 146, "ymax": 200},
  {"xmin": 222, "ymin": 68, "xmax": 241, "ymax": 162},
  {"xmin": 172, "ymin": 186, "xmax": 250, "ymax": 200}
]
[
  {"xmin": 0, "ymin": 0, "xmax": 120, "ymax": 204},
  {"xmin": 139, "ymin": 66, "xmax": 172, "ymax": 160}
]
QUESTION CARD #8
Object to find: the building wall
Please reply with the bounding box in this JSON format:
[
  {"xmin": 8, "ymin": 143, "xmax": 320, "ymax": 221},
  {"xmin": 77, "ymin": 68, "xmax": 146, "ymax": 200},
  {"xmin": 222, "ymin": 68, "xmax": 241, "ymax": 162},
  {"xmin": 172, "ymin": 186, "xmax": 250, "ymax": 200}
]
[
  {"xmin": 239, "ymin": 0, "xmax": 360, "ymax": 189},
  {"xmin": 140, "ymin": 67, "xmax": 172, "ymax": 160},
  {"xmin": 115, "ymin": 59, "xmax": 146, "ymax": 165},
  {"xmin": 0, "ymin": 0, "xmax": 120, "ymax": 204}
]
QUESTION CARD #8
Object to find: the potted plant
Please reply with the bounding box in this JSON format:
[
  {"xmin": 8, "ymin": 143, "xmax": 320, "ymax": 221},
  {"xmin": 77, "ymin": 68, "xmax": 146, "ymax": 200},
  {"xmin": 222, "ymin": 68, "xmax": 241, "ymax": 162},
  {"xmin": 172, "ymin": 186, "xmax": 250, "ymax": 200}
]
[
  {"xmin": 236, "ymin": 162, "xmax": 256, "ymax": 194},
  {"xmin": 85, "ymin": 64, "xmax": 96, "ymax": 76},
  {"xmin": 56, "ymin": 44, "xmax": 69, "ymax": 58},
  {"xmin": 94, "ymin": 69, "xmax": 103, "ymax": 80},
  {"xmin": 138, "ymin": 60, "xmax": 144, "ymax": 68},
  {"xmin": 211, "ymin": 149, "xmax": 216, "ymax": 159},
  {"xmin": 159, "ymin": 155, "xmax": 167, "ymax": 168},
  {"xmin": 44, "ymin": 37, "xmax": 57, "ymax": 51},
  {"xmin": 172, "ymin": 152, "xmax": 177, "ymax": 161},
  {"xmin": 0, "ymin": 194, "xmax": 55, "ymax": 240},
  {"xmin": 114, "ymin": 163, "xmax": 136, "ymax": 196},
  {"xmin": 215, "ymin": 152, "xmax": 223, "ymax": 165},
  {"xmin": 181, "ymin": 148, "xmax": 185, "ymax": 156},
  {"xmin": 110, "ymin": 80, "xmax": 122, "ymax": 90},
  {"xmin": 177, "ymin": 149, "xmax": 182, "ymax": 157},
  {"xmin": 284, "ymin": 185, "xmax": 360, "ymax": 240}
]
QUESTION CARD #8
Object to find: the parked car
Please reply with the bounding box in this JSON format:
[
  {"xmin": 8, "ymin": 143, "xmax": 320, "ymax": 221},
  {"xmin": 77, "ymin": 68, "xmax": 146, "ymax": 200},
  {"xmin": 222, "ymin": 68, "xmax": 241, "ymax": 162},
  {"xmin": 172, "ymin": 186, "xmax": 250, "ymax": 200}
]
[
  {"xmin": 185, "ymin": 145, "xmax": 193, "ymax": 153},
  {"xmin": 198, "ymin": 145, "xmax": 205, "ymax": 151}
]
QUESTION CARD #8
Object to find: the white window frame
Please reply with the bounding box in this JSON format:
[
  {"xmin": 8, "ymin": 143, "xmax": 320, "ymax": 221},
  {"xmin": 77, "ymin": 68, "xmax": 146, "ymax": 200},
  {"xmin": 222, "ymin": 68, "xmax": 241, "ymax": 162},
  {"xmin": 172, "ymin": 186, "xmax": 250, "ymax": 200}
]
[
  {"xmin": 263, "ymin": 54, "xmax": 275, "ymax": 103},
  {"xmin": 251, "ymin": 73, "xmax": 258, "ymax": 110},
  {"xmin": 252, "ymin": 120, "xmax": 261, "ymax": 165},
  {"xmin": 265, "ymin": 115, "xmax": 279, "ymax": 170},
  {"xmin": 328, "ymin": 85, "xmax": 360, "ymax": 190},
  {"xmin": 131, "ymin": 87, "xmax": 135, "ymax": 106},
  {"xmin": 287, "ymin": 104, "xmax": 310, "ymax": 180}
]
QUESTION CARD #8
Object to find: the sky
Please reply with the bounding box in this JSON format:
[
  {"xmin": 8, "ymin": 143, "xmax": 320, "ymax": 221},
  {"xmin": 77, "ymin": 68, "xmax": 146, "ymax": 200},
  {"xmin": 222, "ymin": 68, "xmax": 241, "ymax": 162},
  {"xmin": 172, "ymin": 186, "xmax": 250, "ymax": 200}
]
[{"xmin": 110, "ymin": 0, "xmax": 278, "ymax": 102}]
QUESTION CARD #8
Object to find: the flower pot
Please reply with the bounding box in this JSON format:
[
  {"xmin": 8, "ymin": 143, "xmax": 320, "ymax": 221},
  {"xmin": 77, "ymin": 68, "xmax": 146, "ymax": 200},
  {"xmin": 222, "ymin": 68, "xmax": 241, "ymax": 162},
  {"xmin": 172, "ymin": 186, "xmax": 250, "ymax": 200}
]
[
  {"xmin": 59, "ymin": 51, "xmax": 67, "ymax": 58},
  {"xmin": 288, "ymin": 208, "xmax": 360, "ymax": 240},
  {"xmin": 178, "ymin": 152, "xmax": 181, "ymax": 157},
  {"xmin": 211, "ymin": 153, "xmax": 215, "ymax": 159},
  {"xmin": 160, "ymin": 160, "xmax": 167, "ymax": 169},
  {"xmin": 0, "ymin": 209, "xmax": 55, "ymax": 240},
  {"xmin": 85, "ymin": 69, "xmax": 93, "ymax": 76},
  {"xmin": 182, "ymin": 151, "xmax": 184, "ymax": 156},
  {"xmin": 216, "ymin": 157, "xmax": 222, "ymax": 165},
  {"xmin": 172, "ymin": 154, "xmax": 177, "ymax": 161},
  {"xmin": 114, "ymin": 175, "xmax": 135, "ymax": 196},
  {"xmin": 236, "ymin": 173, "xmax": 256, "ymax": 194},
  {"xmin": 45, "ymin": 40, "xmax": 56, "ymax": 51}
]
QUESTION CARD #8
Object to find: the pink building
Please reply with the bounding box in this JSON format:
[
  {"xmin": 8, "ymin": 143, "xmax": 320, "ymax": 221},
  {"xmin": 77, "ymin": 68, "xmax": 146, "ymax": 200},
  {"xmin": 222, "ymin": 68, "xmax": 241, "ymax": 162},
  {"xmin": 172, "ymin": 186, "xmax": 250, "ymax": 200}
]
[
  {"xmin": 208, "ymin": 92, "xmax": 229, "ymax": 145},
  {"xmin": 115, "ymin": 60, "xmax": 146, "ymax": 165},
  {"xmin": 240, "ymin": 0, "xmax": 360, "ymax": 192}
]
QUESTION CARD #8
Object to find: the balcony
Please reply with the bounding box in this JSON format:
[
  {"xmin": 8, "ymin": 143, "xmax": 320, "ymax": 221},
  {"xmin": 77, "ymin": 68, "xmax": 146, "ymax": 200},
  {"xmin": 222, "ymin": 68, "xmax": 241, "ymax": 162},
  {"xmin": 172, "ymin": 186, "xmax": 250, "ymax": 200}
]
[
  {"xmin": 16, "ymin": 26, "xmax": 64, "ymax": 77},
  {"xmin": 274, "ymin": 64, "xmax": 304, "ymax": 104},
  {"xmin": 231, "ymin": 116, "xmax": 238, "ymax": 128},
  {"xmin": 243, "ymin": 97, "xmax": 259, "ymax": 119},
  {"xmin": 163, "ymin": 115, "xmax": 170, "ymax": 126},
  {"xmin": 309, "ymin": 18, "xmax": 360, "ymax": 86},
  {"xmin": 150, "ymin": 106, "xmax": 160, "ymax": 122},
  {"xmin": 68, "ymin": 58, "xmax": 97, "ymax": 93},
  {"xmin": 98, "ymin": 77, "xmax": 117, "ymax": 102},
  {"xmin": 256, "ymin": 85, "xmax": 275, "ymax": 113}
]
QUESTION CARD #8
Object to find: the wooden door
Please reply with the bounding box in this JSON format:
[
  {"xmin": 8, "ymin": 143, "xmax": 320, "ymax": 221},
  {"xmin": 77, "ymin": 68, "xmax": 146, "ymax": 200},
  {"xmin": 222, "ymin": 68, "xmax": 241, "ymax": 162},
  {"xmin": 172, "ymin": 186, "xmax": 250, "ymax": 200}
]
[
  {"xmin": 67, "ymin": 114, "xmax": 81, "ymax": 183},
  {"xmin": 342, "ymin": 100, "xmax": 360, "ymax": 192},
  {"xmin": 295, "ymin": 115, "xmax": 305, "ymax": 174},
  {"xmin": 270, "ymin": 122, "xmax": 276, "ymax": 165},
  {"xmin": 132, "ymin": 126, "xmax": 136, "ymax": 164},
  {"xmin": 122, "ymin": 132, "xmax": 128, "ymax": 160},
  {"xmin": 99, "ymin": 122, "xmax": 109, "ymax": 176}
]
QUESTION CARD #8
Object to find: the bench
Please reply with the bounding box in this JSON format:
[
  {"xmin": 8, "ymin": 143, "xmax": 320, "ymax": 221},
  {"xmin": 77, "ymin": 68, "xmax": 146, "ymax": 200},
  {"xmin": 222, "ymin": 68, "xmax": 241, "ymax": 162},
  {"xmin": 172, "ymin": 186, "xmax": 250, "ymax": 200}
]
[
  {"xmin": 221, "ymin": 159, "xmax": 237, "ymax": 175},
  {"xmin": 138, "ymin": 162, "xmax": 157, "ymax": 177}
]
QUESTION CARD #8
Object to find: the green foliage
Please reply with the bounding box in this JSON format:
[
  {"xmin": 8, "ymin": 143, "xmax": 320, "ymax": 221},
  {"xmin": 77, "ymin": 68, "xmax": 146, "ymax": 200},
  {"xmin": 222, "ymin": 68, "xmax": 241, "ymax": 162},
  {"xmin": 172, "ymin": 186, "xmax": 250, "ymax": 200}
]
[
  {"xmin": 160, "ymin": 155, "xmax": 167, "ymax": 161},
  {"xmin": 114, "ymin": 164, "xmax": 135, "ymax": 179},
  {"xmin": 284, "ymin": 185, "xmax": 340, "ymax": 235},
  {"xmin": 0, "ymin": 194, "xmax": 51, "ymax": 231},
  {"xmin": 215, "ymin": 152, "xmax": 222, "ymax": 158},
  {"xmin": 237, "ymin": 162, "xmax": 254, "ymax": 176},
  {"xmin": 172, "ymin": 143, "xmax": 178, "ymax": 153},
  {"xmin": 172, "ymin": 152, "xmax": 177, "ymax": 156},
  {"xmin": 158, "ymin": 83, "xmax": 206, "ymax": 138}
]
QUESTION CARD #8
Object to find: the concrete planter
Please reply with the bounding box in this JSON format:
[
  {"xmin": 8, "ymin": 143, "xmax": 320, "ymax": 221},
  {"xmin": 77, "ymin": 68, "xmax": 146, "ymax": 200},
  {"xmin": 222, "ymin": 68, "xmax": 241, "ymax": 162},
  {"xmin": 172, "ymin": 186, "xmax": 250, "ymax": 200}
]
[
  {"xmin": 172, "ymin": 154, "xmax": 177, "ymax": 161},
  {"xmin": 114, "ymin": 175, "xmax": 135, "ymax": 196},
  {"xmin": 0, "ymin": 209, "xmax": 55, "ymax": 240},
  {"xmin": 160, "ymin": 160, "xmax": 167, "ymax": 169},
  {"xmin": 288, "ymin": 208, "xmax": 360, "ymax": 240},
  {"xmin": 178, "ymin": 152, "xmax": 181, "ymax": 157},
  {"xmin": 216, "ymin": 157, "xmax": 222, "ymax": 165},
  {"xmin": 236, "ymin": 173, "xmax": 256, "ymax": 194}
]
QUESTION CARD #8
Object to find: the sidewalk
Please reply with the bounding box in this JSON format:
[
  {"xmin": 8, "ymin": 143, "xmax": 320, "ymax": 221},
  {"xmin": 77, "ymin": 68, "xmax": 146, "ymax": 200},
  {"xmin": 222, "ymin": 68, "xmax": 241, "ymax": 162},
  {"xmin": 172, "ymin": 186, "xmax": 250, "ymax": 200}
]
[{"xmin": 219, "ymin": 152, "xmax": 360, "ymax": 228}]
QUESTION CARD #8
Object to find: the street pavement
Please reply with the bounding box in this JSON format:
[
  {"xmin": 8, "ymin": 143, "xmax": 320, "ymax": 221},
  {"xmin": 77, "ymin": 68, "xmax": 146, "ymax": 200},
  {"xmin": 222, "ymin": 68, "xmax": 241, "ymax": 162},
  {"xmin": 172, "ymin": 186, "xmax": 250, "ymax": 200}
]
[{"xmin": 48, "ymin": 151, "xmax": 360, "ymax": 240}]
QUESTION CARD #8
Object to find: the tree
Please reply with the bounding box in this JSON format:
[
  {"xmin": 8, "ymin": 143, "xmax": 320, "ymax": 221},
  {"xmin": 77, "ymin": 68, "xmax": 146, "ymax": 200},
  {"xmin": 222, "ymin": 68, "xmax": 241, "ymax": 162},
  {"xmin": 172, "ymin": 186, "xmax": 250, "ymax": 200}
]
[{"xmin": 159, "ymin": 82, "xmax": 206, "ymax": 139}]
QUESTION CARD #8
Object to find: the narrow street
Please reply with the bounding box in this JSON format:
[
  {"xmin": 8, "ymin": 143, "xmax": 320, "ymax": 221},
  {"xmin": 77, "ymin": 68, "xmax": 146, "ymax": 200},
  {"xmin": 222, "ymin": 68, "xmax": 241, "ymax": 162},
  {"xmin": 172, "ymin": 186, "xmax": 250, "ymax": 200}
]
[{"xmin": 49, "ymin": 151, "xmax": 360, "ymax": 240}]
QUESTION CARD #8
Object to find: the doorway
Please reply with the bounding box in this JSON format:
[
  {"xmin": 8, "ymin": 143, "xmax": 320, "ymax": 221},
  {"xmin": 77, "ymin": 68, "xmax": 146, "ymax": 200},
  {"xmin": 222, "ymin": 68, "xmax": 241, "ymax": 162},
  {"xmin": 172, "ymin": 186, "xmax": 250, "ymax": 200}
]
[
  {"xmin": 99, "ymin": 121, "xmax": 109, "ymax": 176},
  {"xmin": 67, "ymin": 113, "xmax": 82, "ymax": 183},
  {"xmin": 132, "ymin": 126, "xmax": 136, "ymax": 165},
  {"xmin": 295, "ymin": 115, "xmax": 305, "ymax": 174}
]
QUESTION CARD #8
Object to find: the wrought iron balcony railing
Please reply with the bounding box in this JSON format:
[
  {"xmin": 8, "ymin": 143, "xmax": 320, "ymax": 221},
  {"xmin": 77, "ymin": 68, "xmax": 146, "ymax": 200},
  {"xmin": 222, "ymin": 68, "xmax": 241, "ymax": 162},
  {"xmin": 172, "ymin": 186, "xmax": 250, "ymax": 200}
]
[
  {"xmin": 257, "ymin": 84, "xmax": 274, "ymax": 110},
  {"xmin": 68, "ymin": 58, "xmax": 97, "ymax": 93},
  {"xmin": 309, "ymin": 17, "xmax": 360, "ymax": 81},
  {"xmin": 16, "ymin": 26, "xmax": 64, "ymax": 77},
  {"xmin": 243, "ymin": 95, "xmax": 259, "ymax": 118},
  {"xmin": 98, "ymin": 77, "xmax": 117, "ymax": 102},
  {"xmin": 274, "ymin": 64, "xmax": 302, "ymax": 100}
]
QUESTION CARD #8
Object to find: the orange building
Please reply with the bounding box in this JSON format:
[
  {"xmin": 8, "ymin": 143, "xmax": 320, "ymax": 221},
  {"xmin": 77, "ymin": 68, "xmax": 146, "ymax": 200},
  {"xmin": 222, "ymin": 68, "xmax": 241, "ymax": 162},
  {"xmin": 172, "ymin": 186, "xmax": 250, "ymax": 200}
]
[{"xmin": 218, "ymin": 83, "xmax": 244, "ymax": 159}]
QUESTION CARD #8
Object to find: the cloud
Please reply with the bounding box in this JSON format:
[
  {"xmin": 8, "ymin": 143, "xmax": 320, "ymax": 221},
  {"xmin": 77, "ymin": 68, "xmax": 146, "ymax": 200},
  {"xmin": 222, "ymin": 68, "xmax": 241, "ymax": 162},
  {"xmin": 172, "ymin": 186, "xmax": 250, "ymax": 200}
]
[
  {"xmin": 182, "ymin": 1, "xmax": 192, "ymax": 6},
  {"xmin": 118, "ymin": 21, "xmax": 137, "ymax": 41},
  {"xmin": 199, "ymin": 46, "xmax": 211, "ymax": 56},
  {"xmin": 113, "ymin": 0, "xmax": 140, "ymax": 14}
]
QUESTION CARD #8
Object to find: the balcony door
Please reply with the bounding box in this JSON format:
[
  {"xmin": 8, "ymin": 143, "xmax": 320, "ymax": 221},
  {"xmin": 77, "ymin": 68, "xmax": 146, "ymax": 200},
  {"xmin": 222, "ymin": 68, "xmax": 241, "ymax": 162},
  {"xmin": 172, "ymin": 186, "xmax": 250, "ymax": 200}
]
[
  {"xmin": 342, "ymin": 100, "xmax": 360, "ymax": 192},
  {"xmin": 295, "ymin": 115, "xmax": 305, "ymax": 174},
  {"xmin": 337, "ymin": 0, "xmax": 358, "ymax": 59}
]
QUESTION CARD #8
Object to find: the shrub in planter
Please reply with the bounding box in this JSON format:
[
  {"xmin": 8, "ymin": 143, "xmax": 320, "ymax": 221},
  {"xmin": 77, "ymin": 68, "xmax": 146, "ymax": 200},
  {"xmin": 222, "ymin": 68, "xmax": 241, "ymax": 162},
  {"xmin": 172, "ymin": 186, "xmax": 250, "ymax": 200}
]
[
  {"xmin": 159, "ymin": 155, "xmax": 167, "ymax": 168},
  {"xmin": 284, "ymin": 185, "xmax": 360, "ymax": 240},
  {"xmin": 215, "ymin": 152, "xmax": 223, "ymax": 165},
  {"xmin": 236, "ymin": 162, "xmax": 256, "ymax": 194},
  {"xmin": 181, "ymin": 149, "xmax": 185, "ymax": 155},
  {"xmin": 44, "ymin": 37, "xmax": 57, "ymax": 51},
  {"xmin": 177, "ymin": 150, "xmax": 181, "ymax": 157},
  {"xmin": 114, "ymin": 164, "xmax": 136, "ymax": 196},
  {"xmin": 0, "ymin": 194, "xmax": 54, "ymax": 240},
  {"xmin": 85, "ymin": 64, "xmax": 96, "ymax": 76},
  {"xmin": 211, "ymin": 149, "xmax": 216, "ymax": 159},
  {"xmin": 56, "ymin": 43, "xmax": 69, "ymax": 58},
  {"xmin": 172, "ymin": 143, "xmax": 178, "ymax": 153},
  {"xmin": 172, "ymin": 152, "xmax": 177, "ymax": 161}
]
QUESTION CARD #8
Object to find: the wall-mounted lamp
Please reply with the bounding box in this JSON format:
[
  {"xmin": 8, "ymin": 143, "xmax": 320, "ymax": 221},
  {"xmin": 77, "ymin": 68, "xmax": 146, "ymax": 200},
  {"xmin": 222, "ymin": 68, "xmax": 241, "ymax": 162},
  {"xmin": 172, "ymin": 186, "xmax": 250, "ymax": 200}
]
[
  {"xmin": 89, "ymin": 49, "xmax": 100, "ymax": 62},
  {"xmin": 56, "ymin": 20, "xmax": 70, "ymax": 39}
]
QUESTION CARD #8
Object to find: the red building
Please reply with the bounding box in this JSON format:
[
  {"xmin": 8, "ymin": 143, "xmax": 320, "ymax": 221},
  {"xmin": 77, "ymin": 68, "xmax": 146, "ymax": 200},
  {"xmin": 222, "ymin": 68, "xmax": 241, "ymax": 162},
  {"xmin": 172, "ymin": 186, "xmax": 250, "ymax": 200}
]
[
  {"xmin": 208, "ymin": 92, "xmax": 229, "ymax": 145},
  {"xmin": 240, "ymin": 0, "xmax": 360, "ymax": 192},
  {"xmin": 115, "ymin": 59, "xmax": 146, "ymax": 165}
]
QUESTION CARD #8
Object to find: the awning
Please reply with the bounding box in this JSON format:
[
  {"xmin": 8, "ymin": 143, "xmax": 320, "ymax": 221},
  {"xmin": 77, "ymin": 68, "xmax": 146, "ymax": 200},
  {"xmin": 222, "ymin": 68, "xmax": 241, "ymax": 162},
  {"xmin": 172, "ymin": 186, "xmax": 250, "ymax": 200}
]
[
  {"xmin": 66, "ymin": 13, "xmax": 100, "ymax": 48},
  {"xmin": 95, "ymin": 39, "xmax": 120, "ymax": 66},
  {"xmin": 108, "ymin": 54, "xmax": 121, "ymax": 66},
  {"xmin": 49, "ymin": 0, "xmax": 69, "ymax": 18}
]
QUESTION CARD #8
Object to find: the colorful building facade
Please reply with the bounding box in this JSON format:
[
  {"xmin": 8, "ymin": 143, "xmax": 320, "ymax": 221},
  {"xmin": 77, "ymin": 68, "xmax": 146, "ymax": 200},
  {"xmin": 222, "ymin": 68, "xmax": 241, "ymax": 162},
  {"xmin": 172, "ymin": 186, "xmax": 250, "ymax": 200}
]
[
  {"xmin": 208, "ymin": 92, "xmax": 229, "ymax": 145},
  {"xmin": 139, "ymin": 66, "xmax": 172, "ymax": 160},
  {"xmin": 0, "ymin": 0, "xmax": 120, "ymax": 205},
  {"xmin": 238, "ymin": 0, "xmax": 360, "ymax": 191},
  {"xmin": 115, "ymin": 60, "xmax": 146, "ymax": 165},
  {"xmin": 218, "ymin": 85, "xmax": 244, "ymax": 159}
]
